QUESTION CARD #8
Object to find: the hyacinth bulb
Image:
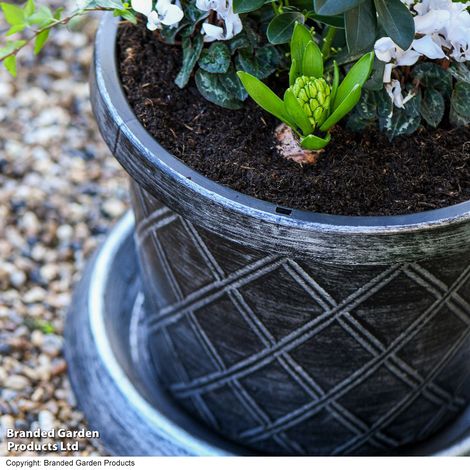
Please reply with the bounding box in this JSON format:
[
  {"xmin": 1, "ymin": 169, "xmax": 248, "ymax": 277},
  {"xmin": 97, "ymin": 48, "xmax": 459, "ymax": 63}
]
[{"xmin": 291, "ymin": 76, "xmax": 331, "ymax": 130}]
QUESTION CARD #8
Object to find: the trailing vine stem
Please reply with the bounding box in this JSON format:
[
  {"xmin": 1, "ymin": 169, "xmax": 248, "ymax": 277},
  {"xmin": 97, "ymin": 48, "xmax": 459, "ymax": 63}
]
[{"xmin": 0, "ymin": 7, "xmax": 113, "ymax": 63}]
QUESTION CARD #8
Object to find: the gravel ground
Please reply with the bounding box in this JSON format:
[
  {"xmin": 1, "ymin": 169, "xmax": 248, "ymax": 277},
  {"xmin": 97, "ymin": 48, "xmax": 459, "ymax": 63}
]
[{"xmin": 0, "ymin": 2, "xmax": 129, "ymax": 456}]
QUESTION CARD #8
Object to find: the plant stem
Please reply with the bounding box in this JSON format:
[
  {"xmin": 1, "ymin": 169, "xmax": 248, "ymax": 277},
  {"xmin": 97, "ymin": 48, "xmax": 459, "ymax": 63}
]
[
  {"xmin": 0, "ymin": 7, "xmax": 113, "ymax": 63},
  {"xmin": 321, "ymin": 26, "xmax": 337, "ymax": 60}
]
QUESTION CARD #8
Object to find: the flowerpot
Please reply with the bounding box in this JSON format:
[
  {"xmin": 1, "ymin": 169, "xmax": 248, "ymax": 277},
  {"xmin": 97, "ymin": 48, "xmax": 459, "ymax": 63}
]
[{"xmin": 90, "ymin": 14, "xmax": 470, "ymax": 455}]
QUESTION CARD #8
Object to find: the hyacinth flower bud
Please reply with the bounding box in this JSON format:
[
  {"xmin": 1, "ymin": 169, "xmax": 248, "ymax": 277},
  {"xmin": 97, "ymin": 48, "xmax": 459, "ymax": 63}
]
[{"xmin": 291, "ymin": 76, "xmax": 331, "ymax": 130}]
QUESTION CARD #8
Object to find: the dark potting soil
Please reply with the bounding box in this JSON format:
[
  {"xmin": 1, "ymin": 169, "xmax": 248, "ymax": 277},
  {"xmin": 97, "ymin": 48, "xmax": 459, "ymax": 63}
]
[{"xmin": 117, "ymin": 21, "xmax": 470, "ymax": 216}]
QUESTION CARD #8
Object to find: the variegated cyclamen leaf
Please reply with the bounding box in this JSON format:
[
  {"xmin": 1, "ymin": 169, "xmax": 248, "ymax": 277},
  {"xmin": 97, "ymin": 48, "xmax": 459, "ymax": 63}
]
[
  {"xmin": 451, "ymin": 82, "xmax": 470, "ymax": 119},
  {"xmin": 420, "ymin": 89, "xmax": 445, "ymax": 128}
]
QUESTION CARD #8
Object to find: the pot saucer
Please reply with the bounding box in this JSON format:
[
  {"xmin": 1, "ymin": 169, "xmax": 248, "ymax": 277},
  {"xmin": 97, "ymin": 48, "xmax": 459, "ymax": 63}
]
[{"xmin": 65, "ymin": 212, "xmax": 470, "ymax": 456}]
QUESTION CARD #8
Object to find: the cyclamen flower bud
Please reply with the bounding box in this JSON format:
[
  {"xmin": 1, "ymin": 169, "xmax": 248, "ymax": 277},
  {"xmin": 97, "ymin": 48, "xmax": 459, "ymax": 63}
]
[{"xmin": 291, "ymin": 76, "xmax": 331, "ymax": 129}]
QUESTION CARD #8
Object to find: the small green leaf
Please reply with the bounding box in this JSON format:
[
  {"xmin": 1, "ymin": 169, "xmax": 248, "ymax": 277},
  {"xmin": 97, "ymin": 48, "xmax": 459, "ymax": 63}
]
[
  {"xmin": 314, "ymin": 0, "xmax": 367, "ymax": 15},
  {"xmin": 284, "ymin": 88, "xmax": 313, "ymax": 136},
  {"xmin": 420, "ymin": 89, "xmax": 444, "ymax": 128},
  {"xmin": 301, "ymin": 40, "xmax": 323, "ymax": 78},
  {"xmin": 333, "ymin": 51, "xmax": 374, "ymax": 110},
  {"xmin": 34, "ymin": 29, "xmax": 50, "ymax": 55},
  {"xmin": 374, "ymin": 0, "xmax": 415, "ymax": 51},
  {"xmin": 267, "ymin": 12, "xmax": 304, "ymax": 45},
  {"xmin": 3, "ymin": 55, "xmax": 17, "ymax": 76},
  {"xmin": 300, "ymin": 132, "xmax": 331, "ymax": 150},
  {"xmin": 199, "ymin": 43, "xmax": 231, "ymax": 74},
  {"xmin": 237, "ymin": 71, "xmax": 289, "ymax": 124},
  {"xmin": 6, "ymin": 23, "xmax": 26, "ymax": 35},
  {"xmin": 24, "ymin": 0, "xmax": 35, "ymax": 17},
  {"xmin": 321, "ymin": 84, "xmax": 362, "ymax": 131},
  {"xmin": 233, "ymin": 0, "xmax": 265, "ymax": 14},
  {"xmin": 0, "ymin": 2, "xmax": 24, "ymax": 25}
]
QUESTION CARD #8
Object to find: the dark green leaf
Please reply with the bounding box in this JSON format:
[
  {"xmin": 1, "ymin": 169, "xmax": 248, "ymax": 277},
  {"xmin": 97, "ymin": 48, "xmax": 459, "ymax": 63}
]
[
  {"xmin": 355, "ymin": 89, "xmax": 377, "ymax": 120},
  {"xmin": 364, "ymin": 57, "xmax": 385, "ymax": 91},
  {"xmin": 222, "ymin": 68, "xmax": 248, "ymax": 102},
  {"xmin": 228, "ymin": 33, "xmax": 252, "ymax": 53},
  {"xmin": 196, "ymin": 69, "xmax": 244, "ymax": 110},
  {"xmin": 420, "ymin": 89, "xmax": 445, "ymax": 128},
  {"xmin": 449, "ymin": 62, "xmax": 470, "ymax": 84},
  {"xmin": 374, "ymin": 0, "xmax": 414, "ymax": 51},
  {"xmin": 314, "ymin": 0, "xmax": 367, "ymax": 15},
  {"xmin": 199, "ymin": 43, "xmax": 231, "ymax": 74},
  {"xmin": 380, "ymin": 94, "xmax": 421, "ymax": 140},
  {"xmin": 267, "ymin": 12, "xmax": 304, "ymax": 45},
  {"xmin": 236, "ymin": 45, "xmax": 280, "ymax": 80},
  {"xmin": 233, "ymin": 0, "xmax": 265, "ymax": 14},
  {"xmin": 451, "ymin": 81, "xmax": 470, "ymax": 121},
  {"xmin": 412, "ymin": 62, "xmax": 452, "ymax": 98},
  {"xmin": 345, "ymin": 0, "xmax": 377, "ymax": 54},
  {"xmin": 175, "ymin": 35, "xmax": 204, "ymax": 88},
  {"xmin": 310, "ymin": 14, "xmax": 345, "ymax": 29}
]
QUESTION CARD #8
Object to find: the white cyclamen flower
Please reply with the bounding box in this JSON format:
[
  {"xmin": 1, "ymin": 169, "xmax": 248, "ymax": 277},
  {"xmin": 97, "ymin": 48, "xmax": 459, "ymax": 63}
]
[
  {"xmin": 375, "ymin": 0, "xmax": 470, "ymax": 108},
  {"xmin": 385, "ymin": 80, "xmax": 415, "ymax": 109},
  {"xmin": 196, "ymin": 0, "xmax": 243, "ymax": 42},
  {"xmin": 131, "ymin": 0, "xmax": 184, "ymax": 31}
]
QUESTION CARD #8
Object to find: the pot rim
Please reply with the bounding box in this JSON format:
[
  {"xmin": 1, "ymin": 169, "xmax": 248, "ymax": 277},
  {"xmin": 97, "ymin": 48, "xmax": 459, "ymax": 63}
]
[{"xmin": 95, "ymin": 14, "xmax": 470, "ymax": 234}]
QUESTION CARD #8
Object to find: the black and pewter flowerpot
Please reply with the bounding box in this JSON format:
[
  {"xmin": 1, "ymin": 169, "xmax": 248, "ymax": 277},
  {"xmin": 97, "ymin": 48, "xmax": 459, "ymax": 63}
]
[{"xmin": 90, "ymin": 14, "xmax": 470, "ymax": 456}]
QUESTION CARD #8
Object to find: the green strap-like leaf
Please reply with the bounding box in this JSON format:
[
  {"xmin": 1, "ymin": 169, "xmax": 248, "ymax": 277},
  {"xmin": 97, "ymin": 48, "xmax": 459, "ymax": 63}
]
[
  {"xmin": 374, "ymin": 0, "xmax": 415, "ymax": 51},
  {"xmin": 290, "ymin": 22, "xmax": 312, "ymax": 78},
  {"xmin": 333, "ymin": 51, "xmax": 373, "ymax": 110},
  {"xmin": 289, "ymin": 58, "xmax": 298, "ymax": 87},
  {"xmin": 301, "ymin": 40, "xmax": 323, "ymax": 78},
  {"xmin": 300, "ymin": 132, "xmax": 331, "ymax": 150},
  {"xmin": 284, "ymin": 89, "xmax": 313, "ymax": 136},
  {"xmin": 237, "ymin": 71, "xmax": 289, "ymax": 124},
  {"xmin": 330, "ymin": 60, "xmax": 339, "ymax": 109},
  {"xmin": 321, "ymin": 84, "xmax": 362, "ymax": 131}
]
